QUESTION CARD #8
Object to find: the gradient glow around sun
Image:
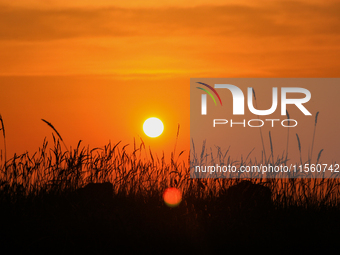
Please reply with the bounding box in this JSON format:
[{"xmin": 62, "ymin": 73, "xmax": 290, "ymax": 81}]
[{"xmin": 143, "ymin": 117, "xmax": 164, "ymax": 138}]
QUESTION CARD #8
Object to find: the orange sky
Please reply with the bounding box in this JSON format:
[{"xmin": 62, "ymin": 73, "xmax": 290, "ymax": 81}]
[{"xmin": 0, "ymin": 0, "xmax": 339, "ymax": 162}]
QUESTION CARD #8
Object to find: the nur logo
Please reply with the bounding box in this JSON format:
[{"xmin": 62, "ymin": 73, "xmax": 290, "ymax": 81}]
[
  {"xmin": 198, "ymin": 82, "xmax": 311, "ymax": 116},
  {"xmin": 196, "ymin": 82, "xmax": 223, "ymax": 115}
]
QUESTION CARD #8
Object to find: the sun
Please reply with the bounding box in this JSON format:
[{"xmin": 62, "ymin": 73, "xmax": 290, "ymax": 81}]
[{"xmin": 143, "ymin": 117, "xmax": 164, "ymax": 138}]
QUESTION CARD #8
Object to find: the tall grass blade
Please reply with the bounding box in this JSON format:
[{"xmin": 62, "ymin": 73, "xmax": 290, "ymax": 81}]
[
  {"xmin": 285, "ymin": 110, "xmax": 290, "ymax": 163},
  {"xmin": 310, "ymin": 111, "xmax": 319, "ymax": 162},
  {"xmin": 316, "ymin": 149, "xmax": 323, "ymax": 164},
  {"xmin": 269, "ymin": 131, "xmax": 274, "ymax": 165},
  {"xmin": 296, "ymin": 133, "xmax": 302, "ymax": 165},
  {"xmin": 252, "ymin": 88, "xmax": 266, "ymax": 162},
  {"xmin": 41, "ymin": 119, "xmax": 68, "ymax": 151},
  {"xmin": 0, "ymin": 114, "xmax": 6, "ymax": 165}
]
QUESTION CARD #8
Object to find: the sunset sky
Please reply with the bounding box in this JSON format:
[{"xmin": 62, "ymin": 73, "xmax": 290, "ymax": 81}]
[{"xmin": 0, "ymin": 0, "xmax": 339, "ymax": 163}]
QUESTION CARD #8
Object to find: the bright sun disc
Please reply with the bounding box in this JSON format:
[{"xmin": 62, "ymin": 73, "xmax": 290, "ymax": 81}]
[{"xmin": 143, "ymin": 117, "xmax": 164, "ymax": 138}]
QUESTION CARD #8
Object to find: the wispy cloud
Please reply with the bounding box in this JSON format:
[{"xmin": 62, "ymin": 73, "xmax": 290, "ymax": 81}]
[
  {"xmin": 0, "ymin": 1, "xmax": 339, "ymax": 76},
  {"xmin": 0, "ymin": 2, "xmax": 339, "ymax": 41}
]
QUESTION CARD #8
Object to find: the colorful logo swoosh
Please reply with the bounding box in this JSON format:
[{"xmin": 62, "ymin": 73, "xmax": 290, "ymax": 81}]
[{"xmin": 196, "ymin": 82, "xmax": 223, "ymax": 106}]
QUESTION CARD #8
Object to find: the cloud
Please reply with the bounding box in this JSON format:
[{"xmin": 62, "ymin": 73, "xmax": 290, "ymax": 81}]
[
  {"xmin": 0, "ymin": 1, "xmax": 339, "ymax": 41},
  {"xmin": 0, "ymin": 1, "xmax": 339, "ymax": 77}
]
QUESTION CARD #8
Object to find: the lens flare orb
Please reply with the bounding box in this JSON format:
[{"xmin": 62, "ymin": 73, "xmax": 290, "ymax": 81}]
[{"xmin": 163, "ymin": 187, "xmax": 182, "ymax": 207}]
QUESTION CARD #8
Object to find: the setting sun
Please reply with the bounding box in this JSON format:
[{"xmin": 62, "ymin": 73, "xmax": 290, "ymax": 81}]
[{"xmin": 143, "ymin": 117, "xmax": 164, "ymax": 138}]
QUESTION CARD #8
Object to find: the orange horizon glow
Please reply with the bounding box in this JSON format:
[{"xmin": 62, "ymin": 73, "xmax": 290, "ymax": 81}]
[{"xmin": 0, "ymin": 0, "xmax": 339, "ymax": 163}]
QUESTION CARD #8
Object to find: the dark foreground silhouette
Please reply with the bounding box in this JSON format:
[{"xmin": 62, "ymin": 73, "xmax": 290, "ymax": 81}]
[
  {"xmin": 0, "ymin": 180, "xmax": 339, "ymax": 254},
  {"xmin": 218, "ymin": 180, "xmax": 273, "ymax": 211}
]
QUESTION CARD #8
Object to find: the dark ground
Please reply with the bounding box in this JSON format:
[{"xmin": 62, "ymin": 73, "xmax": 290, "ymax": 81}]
[{"xmin": 1, "ymin": 188, "xmax": 339, "ymax": 254}]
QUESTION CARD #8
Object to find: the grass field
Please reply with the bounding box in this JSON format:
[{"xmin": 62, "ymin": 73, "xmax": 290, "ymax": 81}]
[{"xmin": 0, "ymin": 117, "xmax": 339, "ymax": 253}]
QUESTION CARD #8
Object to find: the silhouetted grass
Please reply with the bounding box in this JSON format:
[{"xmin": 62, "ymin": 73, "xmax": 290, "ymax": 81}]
[{"xmin": 0, "ymin": 117, "xmax": 339, "ymax": 253}]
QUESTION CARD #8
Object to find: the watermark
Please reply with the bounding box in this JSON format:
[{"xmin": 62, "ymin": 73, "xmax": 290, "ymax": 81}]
[{"xmin": 190, "ymin": 78, "xmax": 340, "ymax": 178}]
